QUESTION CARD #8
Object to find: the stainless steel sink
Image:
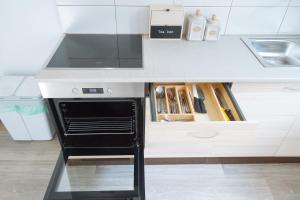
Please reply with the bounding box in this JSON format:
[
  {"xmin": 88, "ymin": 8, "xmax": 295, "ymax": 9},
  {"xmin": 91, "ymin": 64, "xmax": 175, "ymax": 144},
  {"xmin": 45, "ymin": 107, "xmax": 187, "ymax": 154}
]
[{"xmin": 242, "ymin": 38, "xmax": 300, "ymax": 68}]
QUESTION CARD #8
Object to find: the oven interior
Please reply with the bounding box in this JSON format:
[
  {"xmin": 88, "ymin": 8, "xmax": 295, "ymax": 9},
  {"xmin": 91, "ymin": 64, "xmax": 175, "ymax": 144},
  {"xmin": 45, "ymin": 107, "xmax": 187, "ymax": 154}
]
[{"xmin": 49, "ymin": 99, "xmax": 144, "ymax": 148}]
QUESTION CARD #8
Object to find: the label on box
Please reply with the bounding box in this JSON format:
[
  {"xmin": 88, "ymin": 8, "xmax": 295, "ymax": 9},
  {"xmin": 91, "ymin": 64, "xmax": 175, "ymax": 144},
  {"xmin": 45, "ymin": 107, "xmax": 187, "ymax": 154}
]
[{"xmin": 150, "ymin": 26, "xmax": 182, "ymax": 39}]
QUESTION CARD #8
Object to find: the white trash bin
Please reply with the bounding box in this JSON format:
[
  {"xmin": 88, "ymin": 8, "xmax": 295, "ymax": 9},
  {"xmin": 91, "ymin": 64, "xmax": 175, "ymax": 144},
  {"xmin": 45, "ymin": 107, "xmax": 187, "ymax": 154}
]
[
  {"xmin": 15, "ymin": 76, "xmax": 55, "ymax": 140},
  {"xmin": 0, "ymin": 76, "xmax": 32, "ymax": 140}
]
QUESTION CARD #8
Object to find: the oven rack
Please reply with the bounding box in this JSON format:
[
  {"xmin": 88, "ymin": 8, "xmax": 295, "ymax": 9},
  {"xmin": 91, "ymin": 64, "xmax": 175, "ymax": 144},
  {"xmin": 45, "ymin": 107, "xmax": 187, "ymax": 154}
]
[{"xmin": 63, "ymin": 117, "xmax": 135, "ymax": 135}]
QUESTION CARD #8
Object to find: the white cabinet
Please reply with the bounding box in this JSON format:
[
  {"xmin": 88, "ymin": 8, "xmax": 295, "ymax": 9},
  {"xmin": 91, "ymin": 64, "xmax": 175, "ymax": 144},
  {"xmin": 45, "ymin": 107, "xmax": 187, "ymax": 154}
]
[
  {"xmin": 56, "ymin": 0, "xmax": 114, "ymax": 5},
  {"xmin": 232, "ymin": 82, "xmax": 300, "ymax": 157},
  {"xmin": 116, "ymin": 7, "xmax": 149, "ymax": 34},
  {"xmin": 57, "ymin": 6, "xmax": 116, "ymax": 33}
]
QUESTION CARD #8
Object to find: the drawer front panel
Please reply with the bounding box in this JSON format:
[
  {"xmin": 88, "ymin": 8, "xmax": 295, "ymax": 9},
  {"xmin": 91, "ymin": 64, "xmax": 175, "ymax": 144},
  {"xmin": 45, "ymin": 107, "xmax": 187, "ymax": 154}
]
[
  {"xmin": 232, "ymin": 83, "xmax": 300, "ymax": 94},
  {"xmin": 233, "ymin": 93, "xmax": 300, "ymax": 116}
]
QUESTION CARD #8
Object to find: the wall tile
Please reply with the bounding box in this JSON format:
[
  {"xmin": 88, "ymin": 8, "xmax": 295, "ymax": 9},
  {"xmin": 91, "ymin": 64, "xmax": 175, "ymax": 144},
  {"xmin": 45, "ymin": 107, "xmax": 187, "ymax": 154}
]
[
  {"xmin": 57, "ymin": 6, "xmax": 116, "ymax": 33},
  {"xmin": 232, "ymin": 0, "xmax": 290, "ymax": 6},
  {"xmin": 56, "ymin": 0, "xmax": 114, "ymax": 5},
  {"xmin": 175, "ymin": 0, "xmax": 232, "ymax": 6},
  {"xmin": 115, "ymin": 0, "xmax": 173, "ymax": 6},
  {"xmin": 290, "ymin": 0, "xmax": 300, "ymax": 6},
  {"xmin": 226, "ymin": 7, "xmax": 286, "ymax": 34},
  {"xmin": 184, "ymin": 7, "xmax": 230, "ymax": 34},
  {"xmin": 279, "ymin": 7, "xmax": 300, "ymax": 34},
  {"xmin": 116, "ymin": 7, "xmax": 149, "ymax": 34}
]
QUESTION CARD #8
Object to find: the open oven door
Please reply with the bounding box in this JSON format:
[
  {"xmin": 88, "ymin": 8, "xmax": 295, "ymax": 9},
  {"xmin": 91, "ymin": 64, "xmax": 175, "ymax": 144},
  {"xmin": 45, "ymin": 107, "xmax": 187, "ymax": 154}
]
[
  {"xmin": 43, "ymin": 98, "xmax": 145, "ymax": 200},
  {"xmin": 43, "ymin": 146, "xmax": 145, "ymax": 200}
]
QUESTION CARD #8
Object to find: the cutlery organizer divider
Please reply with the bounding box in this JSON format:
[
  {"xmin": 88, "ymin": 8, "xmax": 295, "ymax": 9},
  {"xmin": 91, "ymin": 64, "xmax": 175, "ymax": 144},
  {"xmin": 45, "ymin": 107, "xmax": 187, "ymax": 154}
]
[
  {"xmin": 166, "ymin": 87, "xmax": 180, "ymax": 114},
  {"xmin": 153, "ymin": 83, "xmax": 195, "ymax": 122},
  {"xmin": 163, "ymin": 86, "xmax": 170, "ymax": 114},
  {"xmin": 210, "ymin": 83, "xmax": 241, "ymax": 121}
]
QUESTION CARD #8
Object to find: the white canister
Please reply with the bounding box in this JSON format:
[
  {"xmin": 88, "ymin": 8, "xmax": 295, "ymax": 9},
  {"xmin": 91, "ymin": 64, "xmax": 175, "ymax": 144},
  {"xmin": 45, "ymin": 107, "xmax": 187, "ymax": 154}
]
[
  {"xmin": 204, "ymin": 14, "xmax": 221, "ymax": 41},
  {"xmin": 186, "ymin": 9, "xmax": 207, "ymax": 41}
]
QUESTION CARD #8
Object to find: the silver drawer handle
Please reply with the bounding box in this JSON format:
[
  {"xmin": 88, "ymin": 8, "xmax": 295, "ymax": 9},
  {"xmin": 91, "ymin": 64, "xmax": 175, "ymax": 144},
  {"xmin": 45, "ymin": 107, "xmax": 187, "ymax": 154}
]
[{"xmin": 187, "ymin": 131, "xmax": 219, "ymax": 139}]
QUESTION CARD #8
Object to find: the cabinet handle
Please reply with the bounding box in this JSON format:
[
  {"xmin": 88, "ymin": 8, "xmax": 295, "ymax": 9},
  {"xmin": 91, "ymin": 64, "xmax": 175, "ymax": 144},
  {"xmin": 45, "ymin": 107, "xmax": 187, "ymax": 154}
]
[
  {"xmin": 187, "ymin": 131, "xmax": 219, "ymax": 139},
  {"xmin": 283, "ymin": 87, "xmax": 300, "ymax": 92}
]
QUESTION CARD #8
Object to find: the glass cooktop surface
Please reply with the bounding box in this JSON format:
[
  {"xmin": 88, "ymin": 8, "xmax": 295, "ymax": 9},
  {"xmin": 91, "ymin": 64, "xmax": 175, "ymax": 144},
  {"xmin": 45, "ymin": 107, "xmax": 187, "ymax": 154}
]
[{"xmin": 47, "ymin": 34, "xmax": 142, "ymax": 69}]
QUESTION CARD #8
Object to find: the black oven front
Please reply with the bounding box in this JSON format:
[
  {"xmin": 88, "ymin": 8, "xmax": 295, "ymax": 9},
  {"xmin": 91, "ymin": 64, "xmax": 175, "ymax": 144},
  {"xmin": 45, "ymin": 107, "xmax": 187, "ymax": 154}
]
[{"xmin": 43, "ymin": 98, "xmax": 145, "ymax": 200}]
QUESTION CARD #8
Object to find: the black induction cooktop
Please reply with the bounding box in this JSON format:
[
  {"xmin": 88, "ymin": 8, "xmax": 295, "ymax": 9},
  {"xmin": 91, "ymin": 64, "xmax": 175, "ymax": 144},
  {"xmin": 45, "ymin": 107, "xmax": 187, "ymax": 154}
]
[{"xmin": 47, "ymin": 34, "xmax": 143, "ymax": 69}]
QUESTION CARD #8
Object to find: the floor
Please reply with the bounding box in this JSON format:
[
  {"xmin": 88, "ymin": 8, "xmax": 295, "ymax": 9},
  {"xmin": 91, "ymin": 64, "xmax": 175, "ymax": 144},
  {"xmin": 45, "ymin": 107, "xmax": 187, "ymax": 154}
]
[{"xmin": 1, "ymin": 123, "xmax": 300, "ymax": 200}]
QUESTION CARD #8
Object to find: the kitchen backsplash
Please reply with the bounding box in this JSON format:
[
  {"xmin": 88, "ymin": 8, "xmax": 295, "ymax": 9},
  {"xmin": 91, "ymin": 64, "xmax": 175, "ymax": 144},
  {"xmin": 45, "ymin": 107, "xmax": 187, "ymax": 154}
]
[{"xmin": 56, "ymin": 0, "xmax": 300, "ymax": 35}]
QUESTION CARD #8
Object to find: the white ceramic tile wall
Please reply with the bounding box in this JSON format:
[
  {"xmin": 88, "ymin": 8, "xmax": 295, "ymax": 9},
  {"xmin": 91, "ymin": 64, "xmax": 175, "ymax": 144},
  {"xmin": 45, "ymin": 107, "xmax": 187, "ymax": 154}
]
[
  {"xmin": 116, "ymin": 6, "xmax": 149, "ymax": 34},
  {"xmin": 226, "ymin": 7, "xmax": 286, "ymax": 34},
  {"xmin": 56, "ymin": 0, "xmax": 114, "ymax": 5},
  {"xmin": 0, "ymin": 0, "xmax": 61, "ymax": 75},
  {"xmin": 56, "ymin": 0, "xmax": 300, "ymax": 35},
  {"xmin": 115, "ymin": 0, "xmax": 173, "ymax": 6},
  {"xmin": 232, "ymin": 0, "xmax": 290, "ymax": 6},
  {"xmin": 290, "ymin": 0, "xmax": 300, "ymax": 6},
  {"xmin": 57, "ymin": 6, "xmax": 116, "ymax": 33},
  {"xmin": 279, "ymin": 7, "xmax": 300, "ymax": 34},
  {"xmin": 175, "ymin": 0, "xmax": 232, "ymax": 6}
]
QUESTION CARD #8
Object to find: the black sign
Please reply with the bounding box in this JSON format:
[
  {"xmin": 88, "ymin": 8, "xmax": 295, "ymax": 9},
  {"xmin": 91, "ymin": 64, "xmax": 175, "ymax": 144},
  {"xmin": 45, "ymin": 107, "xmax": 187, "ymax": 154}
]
[{"xmin": 150, "ymin": 26, "xmax": 182, "ymax": 39}]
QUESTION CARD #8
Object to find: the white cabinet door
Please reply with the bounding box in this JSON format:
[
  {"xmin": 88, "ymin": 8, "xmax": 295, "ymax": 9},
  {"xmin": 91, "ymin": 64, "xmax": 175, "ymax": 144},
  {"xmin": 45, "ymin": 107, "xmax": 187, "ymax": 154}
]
[
  {"xmin": 230, "ymin": 83, "xmax": 300, "ymax": 156},
  {"xmin": 56, "ymin": 0, "xmax": 114, "ymax": 5},
  {"xmin": 213, "ymin": 130, "xmax": 286, "ymax": 156},
  {"xmin": 277, "ymin": 114, "xmax": 300, "ymax": 156},
  {"xmin": 57, "ymin": 6, "xmax": 116, "ymax": 33},
  {"xmin": 116, "ymin": 7, "xmax": 149, "ymax": 34}
]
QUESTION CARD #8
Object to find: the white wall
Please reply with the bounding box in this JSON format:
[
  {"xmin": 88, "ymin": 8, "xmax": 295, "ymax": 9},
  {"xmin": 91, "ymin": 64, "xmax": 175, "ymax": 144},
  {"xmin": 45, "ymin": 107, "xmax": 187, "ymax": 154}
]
[
  {"xmin": 0, "ymin": 0, "xmax": 62, "ymax": 75},
  {"xmin": 55, "ymin": 0, "xmax": 300, "ymax": 35}
]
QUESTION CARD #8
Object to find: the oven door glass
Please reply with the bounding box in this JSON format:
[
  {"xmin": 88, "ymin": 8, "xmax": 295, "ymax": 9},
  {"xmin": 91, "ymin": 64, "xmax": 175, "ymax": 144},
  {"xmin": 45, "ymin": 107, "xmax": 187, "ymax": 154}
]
[{"xmin": 44, "ymin": 148, "xmax": 144, "ymax": 200}]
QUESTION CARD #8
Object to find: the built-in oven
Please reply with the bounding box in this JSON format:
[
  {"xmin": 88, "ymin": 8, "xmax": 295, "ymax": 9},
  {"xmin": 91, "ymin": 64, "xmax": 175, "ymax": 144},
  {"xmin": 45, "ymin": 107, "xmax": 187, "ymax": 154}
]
[{"xmin": 41, "ymin": 83, "xmax": 145, "ymax": 200}]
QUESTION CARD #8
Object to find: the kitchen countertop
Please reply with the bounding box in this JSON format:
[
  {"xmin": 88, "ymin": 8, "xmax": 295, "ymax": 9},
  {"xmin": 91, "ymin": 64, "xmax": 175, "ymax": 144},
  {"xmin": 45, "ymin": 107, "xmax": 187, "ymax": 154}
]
[{"xmin": 36, "ymin": 35, "xmax": 300, "ymax": 83}]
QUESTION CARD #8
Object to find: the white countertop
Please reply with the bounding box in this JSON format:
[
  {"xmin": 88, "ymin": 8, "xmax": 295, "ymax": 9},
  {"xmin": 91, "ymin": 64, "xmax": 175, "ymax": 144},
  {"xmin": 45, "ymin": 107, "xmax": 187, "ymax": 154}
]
[{"xmin": 36, "ymin": 35, "xmax": 300, "ymax": 83}]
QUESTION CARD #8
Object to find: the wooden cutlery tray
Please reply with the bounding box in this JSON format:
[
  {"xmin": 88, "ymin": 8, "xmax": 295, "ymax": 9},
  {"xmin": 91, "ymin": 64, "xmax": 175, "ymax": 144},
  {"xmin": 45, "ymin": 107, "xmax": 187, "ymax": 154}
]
[{"xmin": 152, "ymin": 83, "xmax": 242, "ymax": 122}]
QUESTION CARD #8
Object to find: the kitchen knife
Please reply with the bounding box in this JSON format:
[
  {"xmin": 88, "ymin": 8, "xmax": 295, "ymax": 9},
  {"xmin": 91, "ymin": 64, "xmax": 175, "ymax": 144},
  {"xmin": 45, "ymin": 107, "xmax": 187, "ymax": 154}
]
[
  {"xmin": 196, "ymin": 86, "xmax": 207, "ymax": 113},
  {"xmin": 214, "ymin": 88, "xmax": 235, "ymax": 121},
  {"xmin": 192, "ymin": 85, "xmax": 207, "ymax": 113},
  {"xmin": 192, "ymin": 85, "xmax": 201, "ymax": 113}
]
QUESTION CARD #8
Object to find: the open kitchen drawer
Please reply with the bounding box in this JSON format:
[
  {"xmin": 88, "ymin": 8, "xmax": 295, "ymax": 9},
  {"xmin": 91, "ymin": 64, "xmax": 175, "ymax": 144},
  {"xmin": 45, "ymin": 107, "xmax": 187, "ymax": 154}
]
[{"xmin": 145, "ymin": 83, "xmax": 257, "ymax": 157}]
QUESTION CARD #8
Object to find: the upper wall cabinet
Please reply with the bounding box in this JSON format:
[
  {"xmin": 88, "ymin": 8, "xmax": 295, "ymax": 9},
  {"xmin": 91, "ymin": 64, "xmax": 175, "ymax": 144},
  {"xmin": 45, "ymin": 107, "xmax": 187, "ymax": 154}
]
[
  {"xmin": 56, "ymin": 0, "xmax": 114, "ymax": 5},
  {"xmin": 115, "ymin": 0, "xmax": 173, "ymax": 6},
  {"xmin": 232, "ymin": 0, "xmax": 289, "ymax": 6},
  {"xmin": 174, "ymin": 0, "xmax": 232, "ymax": 6},
  {"xmin": 57, "ymin": 6, "xmax": 116, "ymax": 33},
  {"xmin": 290, "ymin": 0, "xmax": 300, "ymax": 6}
]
